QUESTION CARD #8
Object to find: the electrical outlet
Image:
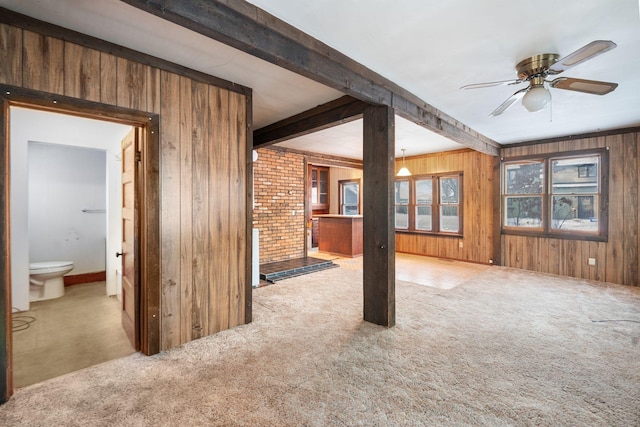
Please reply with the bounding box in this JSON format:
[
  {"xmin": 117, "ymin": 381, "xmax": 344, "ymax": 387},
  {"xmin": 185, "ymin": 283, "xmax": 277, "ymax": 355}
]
[
  {"xmin": 588, "ymin": 258, "xmax": 596, "ymax": 266},
  {"xmin": 458, "ymin": 241, "xmax": 464, "ymax": 248}
]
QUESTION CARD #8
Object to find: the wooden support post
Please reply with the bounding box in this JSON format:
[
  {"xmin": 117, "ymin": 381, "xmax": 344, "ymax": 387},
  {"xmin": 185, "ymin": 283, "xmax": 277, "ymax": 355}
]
[{"xmin": 362, "ymin": 105, "xmax": 395, "ymax": 327}]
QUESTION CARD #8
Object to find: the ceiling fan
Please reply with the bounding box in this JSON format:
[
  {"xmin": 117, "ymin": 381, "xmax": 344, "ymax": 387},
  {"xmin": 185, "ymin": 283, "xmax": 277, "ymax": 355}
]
[{"xmin": 461, "ymin": 40, "xmax": 619, "ymax": 116}]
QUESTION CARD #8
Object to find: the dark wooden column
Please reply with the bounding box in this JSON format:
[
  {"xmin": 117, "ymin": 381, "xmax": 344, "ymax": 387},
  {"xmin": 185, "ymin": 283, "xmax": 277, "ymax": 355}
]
[{"xmin": 362, "ymin": 105, "xmax": 395, "ymax": 327}]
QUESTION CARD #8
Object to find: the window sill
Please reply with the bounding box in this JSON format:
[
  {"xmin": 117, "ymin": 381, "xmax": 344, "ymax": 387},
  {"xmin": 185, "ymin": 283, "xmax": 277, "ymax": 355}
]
[
  {"xmin": 501, "ymin": 228, "xmax": 607, "ymax": 242},
  {"xmin": 395, "ymin": 229, "xmax": 463, "ymax": 238}
]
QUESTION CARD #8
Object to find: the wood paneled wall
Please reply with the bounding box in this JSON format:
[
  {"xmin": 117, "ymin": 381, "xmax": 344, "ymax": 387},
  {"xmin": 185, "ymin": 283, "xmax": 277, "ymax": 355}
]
[
  {"xmin": 0, "ymin": 23, "xmax": 250, "ymax": 350},
  {"xmin": 501, "ymin": 132, "xmax": 639, "ymax": 286},
  {"xmin": 395, "ymin": 149, "xmax": 497, "ymax": 264}
]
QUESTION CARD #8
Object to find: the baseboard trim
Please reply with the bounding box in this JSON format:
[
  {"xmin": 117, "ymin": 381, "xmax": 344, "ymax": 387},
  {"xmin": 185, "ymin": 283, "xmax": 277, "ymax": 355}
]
[{"xmin": 64, "ymin": 271, "xmax": 106, "ymax": 286}]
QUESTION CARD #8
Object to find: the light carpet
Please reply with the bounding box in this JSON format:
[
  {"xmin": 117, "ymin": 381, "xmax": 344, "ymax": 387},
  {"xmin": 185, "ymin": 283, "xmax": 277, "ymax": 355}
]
[{"xmin": 1, "ymin": 263, "xmax": 639, "ymax": 426}]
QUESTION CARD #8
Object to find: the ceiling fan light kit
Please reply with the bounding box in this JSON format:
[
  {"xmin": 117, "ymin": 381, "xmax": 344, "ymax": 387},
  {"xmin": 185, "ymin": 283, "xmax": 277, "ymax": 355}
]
[
  {"xmin": 522, "ymin": 85, "xmax": 551, "ymax": 112},
  {"xmin": 461, "ymin": 40, "xmax": 618, "ymax": 116}
]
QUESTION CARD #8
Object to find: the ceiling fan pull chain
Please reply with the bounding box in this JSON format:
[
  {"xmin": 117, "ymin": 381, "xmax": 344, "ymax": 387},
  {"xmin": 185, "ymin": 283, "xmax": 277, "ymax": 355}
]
[{"xmin": 549, "ymin": 92, "xmax": 553, "ymax": 123}]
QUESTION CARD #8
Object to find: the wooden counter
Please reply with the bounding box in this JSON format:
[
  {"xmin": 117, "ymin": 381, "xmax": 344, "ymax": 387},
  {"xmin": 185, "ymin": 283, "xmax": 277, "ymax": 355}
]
[{"xmin": 317, "ymin": 215, "xmax": 363, "ymax": 257}]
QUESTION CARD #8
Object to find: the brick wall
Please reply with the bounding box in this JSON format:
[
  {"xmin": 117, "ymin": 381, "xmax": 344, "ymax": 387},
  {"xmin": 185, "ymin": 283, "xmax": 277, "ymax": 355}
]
[{"xmin": 253, "ymin": 148, "xmax": 306, "ymax": 264}]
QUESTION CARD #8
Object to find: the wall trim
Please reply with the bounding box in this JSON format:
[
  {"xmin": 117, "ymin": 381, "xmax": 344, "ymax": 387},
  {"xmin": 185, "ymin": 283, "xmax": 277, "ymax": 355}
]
[
  {"xmin": 504, "ymin": 126, "xmax": 640, "ymax": 149},
  {"xmin": 64, "ymin": 271, "xmax": 107, "ymax": 286}
]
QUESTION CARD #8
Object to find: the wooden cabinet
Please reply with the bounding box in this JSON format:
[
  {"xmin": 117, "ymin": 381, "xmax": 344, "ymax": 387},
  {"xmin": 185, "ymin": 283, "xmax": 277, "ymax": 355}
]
[
  {"xmin": 317, "ymin": 215, "xmax": 363, "ymax": 257},
  {"xmin": 311, "ymin": 218, "xmax": 319, "ymax": 248},
  {"xmin": 309, "ymin": 165, "xmax": 329, "ymax": 210}
]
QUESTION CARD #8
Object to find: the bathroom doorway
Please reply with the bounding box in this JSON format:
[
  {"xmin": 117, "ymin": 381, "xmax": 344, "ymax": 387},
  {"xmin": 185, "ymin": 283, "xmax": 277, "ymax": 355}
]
[
  {"xmin": 0, "ymin": 87, "xmax": 161, "ymax": 399},
  {"xmin": 10, "ymin": 107, "xmax": 134, "ymax": 387}
]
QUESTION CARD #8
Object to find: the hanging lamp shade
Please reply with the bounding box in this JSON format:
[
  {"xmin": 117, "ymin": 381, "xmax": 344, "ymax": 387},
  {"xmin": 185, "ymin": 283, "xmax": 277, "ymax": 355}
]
[{"xmin": 397, "ymin": 149, "xmax": 411, "ymax": 176}]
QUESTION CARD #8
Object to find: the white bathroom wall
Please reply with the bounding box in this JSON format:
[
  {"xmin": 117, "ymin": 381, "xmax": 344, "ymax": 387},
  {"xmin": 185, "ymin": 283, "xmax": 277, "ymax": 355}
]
[
  {"xmin": 28, "ymin": 143, "xmax": 107, "ymax": 274},
  {"xmin": 10, "ymin": 107, "xmax": 132, "ymax": 311}
]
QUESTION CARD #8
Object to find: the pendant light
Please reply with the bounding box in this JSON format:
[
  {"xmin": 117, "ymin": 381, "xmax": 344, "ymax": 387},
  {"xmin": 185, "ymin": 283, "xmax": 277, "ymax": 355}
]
[{"xmin": 396, "ymin": 148, "xmax": 411, "ymax": 177}]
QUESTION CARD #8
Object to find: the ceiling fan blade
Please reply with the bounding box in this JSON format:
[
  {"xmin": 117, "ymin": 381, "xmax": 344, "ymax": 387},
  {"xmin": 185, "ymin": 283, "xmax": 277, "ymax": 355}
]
[
  {"xmin": 489, "ymin": 88, "xmax": 528, "ymax": 117},
  {"xmin": 548, "ymin": 40, "xmax": 617, "ymax": 74},
  {"xmin": 460, "ymin": 79, "xmax": 522, "ymax": 90},
  {"xmin": 549, "ymin": 77, "xmax": 618, "ymax": 95}
]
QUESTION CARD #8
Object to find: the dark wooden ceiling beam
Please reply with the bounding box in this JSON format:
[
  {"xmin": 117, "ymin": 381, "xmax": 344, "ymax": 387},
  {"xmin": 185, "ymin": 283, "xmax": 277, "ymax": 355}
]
[
  {"xmin": 121, "ymin": 0, "xmax": 500, "ymax": 156},
  {"xmin": 254, "ymin": 95, "xmax": 367, "ymax": 148}
]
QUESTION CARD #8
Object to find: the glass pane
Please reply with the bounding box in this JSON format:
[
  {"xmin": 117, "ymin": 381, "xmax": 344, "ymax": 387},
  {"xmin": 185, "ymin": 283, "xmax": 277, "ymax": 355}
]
[
  {"xmin": 551, "ymin": 156, "xmax": 599, "ymax": 195},
  {"xmin": 319, "ymin": 181, "xmax": 328, "ymax": 194},
  {"xmin": 440, "ymin": 177, "xmax": 459, "ymax": 204},
  {"xmin": 395, "ymin": 181, "xmax": 409, "ymax": 204},
  {"xmin": 343, "ymin": 205, "xmax": 359, "ymax": 215},
  {"xmin": 343, "ymin": 183, "xmax": 359, "ymax": 204},
  {"xmin": 311, "ymin": 187, "xmax": 318, "ymax": 204},
  {"xmin": 504, "ymin": 196, "xmax": 543, "ymax": 228},
  {"xmin": 319, "ymin": 194, "xmax": 328, "ymax": 204},
  {"xmin": 440, "ymin": 205, "xmax": 459, "ymax": 232},
  {"xmin": 505, "ymin": 162, "xmax": 544, "ymax": 195},
  {"xmin": 395, "ymin": 205, "xmax": 408, "ymax": 229},
  {"xmin": 551, "ymin": 195, "xmax": 599, "ymax": 232},
  {"xmin": 319, "ymin": 170, "xmax": 328, "ymax": 182},
  {"xmin": 416, "ymin": 205, "xmax": 432, "ymax": 231},
  {"xmin": 416, "ymin": 179, "xmax": 433, "ymax": 204}
]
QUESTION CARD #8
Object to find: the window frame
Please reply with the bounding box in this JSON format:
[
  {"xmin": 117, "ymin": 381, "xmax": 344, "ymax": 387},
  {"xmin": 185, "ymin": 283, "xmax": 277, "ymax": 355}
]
[
  {"xmin": 339, "ymin": 179, "xmax": 360, "ymax": 215},
  {"xmin": 501, "ymin": 148, "xmax": 609, "ymax": 242},
  {"xmin": 395, "ymin": 172, "xmax": 463, "ymax": 236}
]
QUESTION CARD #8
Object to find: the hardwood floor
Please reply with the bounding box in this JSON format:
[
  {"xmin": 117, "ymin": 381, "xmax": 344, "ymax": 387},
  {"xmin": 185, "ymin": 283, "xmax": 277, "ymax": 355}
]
[
  {"xmin": 311, "ymin": 249, "xmax": 491, "ymax": 289},
  {"xmin": 11, "ymin": 282, "xmax": 135, "ymax": 388}
]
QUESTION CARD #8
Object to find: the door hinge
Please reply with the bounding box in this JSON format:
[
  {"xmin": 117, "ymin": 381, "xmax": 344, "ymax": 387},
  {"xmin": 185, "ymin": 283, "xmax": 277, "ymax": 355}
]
[{"xmin": 135, "ymin": 151, "xmax": 142, "ymax": 162}]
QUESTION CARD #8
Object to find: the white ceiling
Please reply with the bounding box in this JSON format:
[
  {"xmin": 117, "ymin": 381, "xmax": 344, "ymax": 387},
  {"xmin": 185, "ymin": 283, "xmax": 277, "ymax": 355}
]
[{"xmin": 2, "ymin": 0, "xmax": 639, "ymax": 160}]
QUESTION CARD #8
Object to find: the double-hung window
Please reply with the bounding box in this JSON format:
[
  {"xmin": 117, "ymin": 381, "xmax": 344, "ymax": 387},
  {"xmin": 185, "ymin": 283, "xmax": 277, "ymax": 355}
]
[
  {"xmin": 395, "ymin": 173, "xmax": 463, "ymax": 235},
  {"xmin": 502, "ymin": 149, "xmax": 608, "ymax": 241},
  {"xmin": 339, "ymin": 179, "xmax": 360, "ymax": 215}
]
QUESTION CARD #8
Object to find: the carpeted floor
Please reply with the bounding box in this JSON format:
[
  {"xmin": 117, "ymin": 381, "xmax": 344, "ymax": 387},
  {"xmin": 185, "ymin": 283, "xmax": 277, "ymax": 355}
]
[{"xmin": 1, "ymin": 261, "xmax": 639, "ymax": 426}]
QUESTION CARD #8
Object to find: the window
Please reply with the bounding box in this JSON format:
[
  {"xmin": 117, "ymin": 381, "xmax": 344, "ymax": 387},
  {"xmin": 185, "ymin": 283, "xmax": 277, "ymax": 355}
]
[
  {"xmin": 395, "ymin": 173, "xmax": 462, "ymax": 235},
  {"xmin": 339, "ymin": 179, "xmax": 360, "ymax": 215},
  {"xmin": 502, "ymin": 149, "xmax": 608, "ymax": 241},
  {"xmin": 395, "ymin": 180, "xmax": 409, "ymax": 229}
]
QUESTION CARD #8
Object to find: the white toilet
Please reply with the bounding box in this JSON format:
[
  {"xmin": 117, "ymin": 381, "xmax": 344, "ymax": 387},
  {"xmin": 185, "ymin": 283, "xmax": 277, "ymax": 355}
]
[{"xmin": 29, "ymin": 261, "xmax": 74, "ymax": 301}]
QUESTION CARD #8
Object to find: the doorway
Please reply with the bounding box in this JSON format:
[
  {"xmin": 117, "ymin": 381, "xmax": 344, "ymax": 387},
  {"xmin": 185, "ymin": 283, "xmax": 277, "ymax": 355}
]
[
  {"xmin": 9, "ymin": 108, "xmax": 134, "ymax": 387},
  {"xmin": 0, "ymin": 86, "xmax": 161, "ymax": 400}
]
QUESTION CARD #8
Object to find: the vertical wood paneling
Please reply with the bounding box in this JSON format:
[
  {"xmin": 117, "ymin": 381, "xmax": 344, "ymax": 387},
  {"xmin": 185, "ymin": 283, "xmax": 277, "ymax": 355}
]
[
  {"xmin": 623, "ymin": 133, "xmax": 638, "ymax": 285},
  {"xmin": 64, "ymin": 42, "xmax": 100, "ymax": 102},
  {"xmin": 179, "ymin": 75, "xmax": 193, "ymax": 345},
  {"xmin": 606, "ymin": 135, "xmax": 624, "ymax": 285},
  {"xmin": 548, "ymin": 238, "xmax": 560, "ymax": 275},
  {"xmin": 147, "ymin": 66, "xmax": 161, "ymax": 115},
  {"xmin": 2, "ymin": 21, "xmax": 251, "ymax": 357},
  {"xmin": 159, "ymin": 71, "xmax": 181, "ymax": 350},
  {"xmin": 209, "ymin": 87, "xmax": 230, "ymax": 333},
  {"xmin": 229, "ymin": 91, "xmax": 246, "ymax": 328},
  {"xmin": 396, "ymin": 149, "xmax": 494, "ymax": 264},
  {"xmin": 22, "ymin": 31, "xmax": 64, "ymax": 94},
  {"xmin": 502, "ymin": 132, "xmax": 639, "ymax": 286},
  {"xmin": 99, "ymin": 52, "xmax": 117, "ymax": 105},
  {"xmin": 0, "ymin": 24, "xmax": 22, "ymax": 85},
  {"xmin": 190, "ymin": 80, "xmax": 210, "ymax": 339},
  {"xmin": 116, "ymin": 57, "xmax": 147, "ymax": 110},
  {"xmin": 539, "ymin": 238, "xmax": 549, "ymax": 273}
]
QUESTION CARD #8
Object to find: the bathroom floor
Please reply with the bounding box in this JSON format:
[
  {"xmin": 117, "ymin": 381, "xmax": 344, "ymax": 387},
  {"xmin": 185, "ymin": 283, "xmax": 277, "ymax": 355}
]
[{"xmin": 11, "ymin": 281, "xmax": 136, "ymax": 388}]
